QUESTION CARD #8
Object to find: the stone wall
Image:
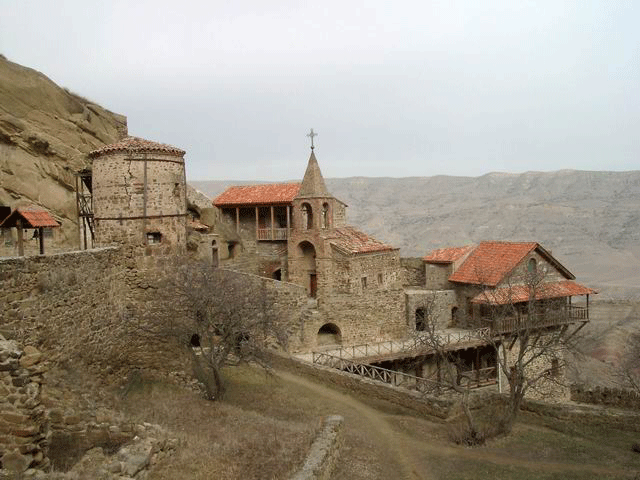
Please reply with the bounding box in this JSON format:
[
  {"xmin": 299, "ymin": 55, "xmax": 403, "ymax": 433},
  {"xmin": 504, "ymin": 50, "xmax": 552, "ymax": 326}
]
[
  {"xmin": 424, "ymin": 262, "xmax": 452, "ymax": 290},
  {"xmin": 0, "ymin": 247, "xmax": 126, "ymax": 358},
  {"xmin": 570, "ymin": 384, "xmax": 640, "ymax": 410},
  {"xmin": 213, "ymin": 269, "xmax": 310, "ymax": 351},
  {"xmin": 92, "ymin": 150, "xmax": 187, "ymax": 250},
  {"xmin": 400, "ymin": 257, "xmax": 426, "ymax": 287},
  {"xmin": 0, "ymin": 246, "xmax": 189, "ymax": 370},
  {"xmin": 404, "ymin": 289, "xmax": 457, "ymax": 330},
  {"xmin": 0, "ymin": 337, "xmax": 48, "ymax": 476},
  {"xmin": 290, "ymin": 415, "xmax": 343, "ymax": 480}
]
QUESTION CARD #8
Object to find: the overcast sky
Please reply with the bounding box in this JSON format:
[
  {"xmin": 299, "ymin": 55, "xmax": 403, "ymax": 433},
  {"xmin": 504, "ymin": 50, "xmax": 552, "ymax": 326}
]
[{"xmin": 1, "ymin": 1, "xmax": 638, "ymax": 181}]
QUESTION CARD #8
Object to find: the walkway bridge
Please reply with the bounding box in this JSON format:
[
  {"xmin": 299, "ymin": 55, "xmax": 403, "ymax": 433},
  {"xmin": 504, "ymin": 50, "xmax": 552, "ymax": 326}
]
[{"xmin": 305, "ymin": 328, "xmax": 497, "ymax": 396}]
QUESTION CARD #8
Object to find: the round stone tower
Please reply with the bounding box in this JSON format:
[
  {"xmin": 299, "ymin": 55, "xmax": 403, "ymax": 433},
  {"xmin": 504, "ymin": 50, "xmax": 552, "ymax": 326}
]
[{"xmin": 89, "ymin": 136, "xmax": 187, "ymax": 253}]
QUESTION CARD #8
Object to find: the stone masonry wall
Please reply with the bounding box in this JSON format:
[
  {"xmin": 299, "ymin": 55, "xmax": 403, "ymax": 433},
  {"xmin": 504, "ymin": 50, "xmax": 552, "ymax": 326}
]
[
  {"xmin": 0, "ymin": 337, "xmax": 48, "ymax": 476},
  {"xmin": 0, "ymin": 246, "xmax": 189, "ymax": 370},
  {"xmin": 570, "ymin": 384, "xmax": 640, "ymax": 410},
  {"xmin": 214, "ymin": 269, "xmax": 310, "ymax": 351},
  {"xmin": 92, "ymin": 151, "xmax": 187, "ymax": 250},
  {"xmin": 0, "ymin": 247, "xmax": 126, "ymax": 356},
  {"xmin": 400, "ymin": 257, "xmax": 426, "ymax": 287}
]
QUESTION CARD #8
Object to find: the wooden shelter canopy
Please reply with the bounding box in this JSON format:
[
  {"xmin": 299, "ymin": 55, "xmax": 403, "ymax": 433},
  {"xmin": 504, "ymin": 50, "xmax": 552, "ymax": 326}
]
[{"xmin": 0, "ymin": 207, "xmax": 60, "ymax": 229}]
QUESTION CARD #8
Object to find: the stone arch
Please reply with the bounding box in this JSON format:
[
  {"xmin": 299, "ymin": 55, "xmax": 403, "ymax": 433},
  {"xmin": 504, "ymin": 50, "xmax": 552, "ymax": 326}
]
[
  {"xmin": 317, "ymin": 323, "xmax": 342, "ymax": 346},
  {"xmin": 301, "ymin": 202, "xmax": 313, "ymax": 230},
  {"xmin": 297, "ymin": 241, "xmax": 317, "ymax": 297},
  {"xmin": 321, "ymin": 202, "xmax": 330, "ymax": 229}
]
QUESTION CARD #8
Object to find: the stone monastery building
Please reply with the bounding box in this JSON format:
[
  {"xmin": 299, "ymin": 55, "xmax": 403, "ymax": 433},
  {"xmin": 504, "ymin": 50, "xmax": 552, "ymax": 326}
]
[
  {"xmin": 73, "ymin": 132, "xmax": 595, "ymax": 391},
  {"xmin": 212, "ymin": 146, "xmax": 596, "ymax": 355}
]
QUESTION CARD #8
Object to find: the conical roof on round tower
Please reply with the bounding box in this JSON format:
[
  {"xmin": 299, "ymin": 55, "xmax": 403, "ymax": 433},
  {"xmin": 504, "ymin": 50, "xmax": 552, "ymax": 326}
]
[{"xmin": 296, "ymin": 150, "xmax": 331, "ymax": 198}]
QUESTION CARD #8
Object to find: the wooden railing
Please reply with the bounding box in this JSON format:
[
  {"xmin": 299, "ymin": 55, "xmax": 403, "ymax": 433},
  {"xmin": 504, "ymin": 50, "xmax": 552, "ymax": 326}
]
[
  {"xmin": 257, "ymin": 228, "xmax": 289, "ymax": 241},
  {"xmin": 312, "ymin": 352, "xmax": 451, "ymax": 396},
  {"xmin": 485, "ymin": 306, "xmax": 589, "ymax": 335},
  {"xmin": 318, "ymin": 328, "xmax": 490, "ymax": 361},
  {"xmin": 458, "ymin": 366, "xmax": 498, "ymax": 388}
]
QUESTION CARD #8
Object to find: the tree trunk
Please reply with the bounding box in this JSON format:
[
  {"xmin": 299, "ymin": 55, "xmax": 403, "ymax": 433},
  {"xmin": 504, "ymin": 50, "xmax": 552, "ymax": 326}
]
[{"xmin": 191, "ymin": 353, "xmax": 226, "ymax": 401}]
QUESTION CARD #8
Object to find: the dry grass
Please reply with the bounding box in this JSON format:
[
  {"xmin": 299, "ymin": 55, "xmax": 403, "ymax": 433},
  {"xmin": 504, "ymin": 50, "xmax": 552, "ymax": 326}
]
[{"xmin": 118, "ymin": 365, "xmax": 317, "ymax": 480}]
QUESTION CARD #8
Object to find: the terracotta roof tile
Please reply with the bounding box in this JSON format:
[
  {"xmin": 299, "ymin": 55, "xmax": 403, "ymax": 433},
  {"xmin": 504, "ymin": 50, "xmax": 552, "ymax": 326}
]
[
  {"xmin": 424, "ymin": 245, "xmax": 474, "ymax": 263},
  {"xmin": 329, "ymin": 226, "xmax": 397, "ymax": 254},
  {"xmin": 214, "ymin": 183, "xmax": 301, "ymax": 206},
  {"xmin": 0, "ymin": 207, "xmax": 60, "ymax": 228},
  {"xmin": 470, "ymin": 281, "xmax": 597, "ymax": 305},
  {"xmin": 88, "ymin": 136, "xmax": 185, "ymax": 157},
  {"xmin": 449, "ymin": 241, "xmax": 538, "ymax": 286}
]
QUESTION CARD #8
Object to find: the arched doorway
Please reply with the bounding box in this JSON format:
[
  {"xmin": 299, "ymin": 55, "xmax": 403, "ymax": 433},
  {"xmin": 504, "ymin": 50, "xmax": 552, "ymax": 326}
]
[
  {"xmin": 297, "ymin": 241, "xmax": 317, "ymax": 297},
  {"xmin": 317, "ymin": 323, "xmax": 342, "ymax": 346}
]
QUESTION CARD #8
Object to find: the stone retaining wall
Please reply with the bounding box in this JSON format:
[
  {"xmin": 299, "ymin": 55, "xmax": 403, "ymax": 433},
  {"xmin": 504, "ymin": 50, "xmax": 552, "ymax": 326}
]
[
  {"xmin": 570, "ymin": 384, "xmax": 640, "ymax": 410},
  {"xmin": 0, "ymin": 336, "xmax": 48, "ymax": 476},
  {"xmin": 290, "ymin": 415, "xmax": 343, "ymax": 480}
]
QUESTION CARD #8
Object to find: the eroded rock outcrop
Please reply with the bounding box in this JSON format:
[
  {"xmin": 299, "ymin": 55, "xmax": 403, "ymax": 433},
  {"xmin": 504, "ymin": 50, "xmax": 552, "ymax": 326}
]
[{"xmin": 0, "ymin": 55, "xmax": 127, "ymax": 248}]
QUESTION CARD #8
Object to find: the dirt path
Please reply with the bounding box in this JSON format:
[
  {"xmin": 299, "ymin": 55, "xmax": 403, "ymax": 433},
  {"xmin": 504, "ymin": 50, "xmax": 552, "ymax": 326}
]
[
  {"xmin": 276, "ymin": 370, "xmax": 428, "ymax": 480},
  {"xmin": 275, "ymin": 369, "xmax": 638, "ymax": 480}
]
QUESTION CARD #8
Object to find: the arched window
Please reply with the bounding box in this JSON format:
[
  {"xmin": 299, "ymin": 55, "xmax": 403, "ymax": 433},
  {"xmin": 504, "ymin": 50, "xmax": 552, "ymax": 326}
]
[
  {"xmin": 416, "ymin": 308, "xmax": 427, "ymax": 331},
  {"xmin": 301, "ymin": 203, "xmax": 313, "ymax": 230},
  {"xmin": 321, "ymin": 203, "xmax": 330, "ymax": 229},
  {"xmin": 527, "ymin": 258, "xmax": 537, "ymax": 273}
]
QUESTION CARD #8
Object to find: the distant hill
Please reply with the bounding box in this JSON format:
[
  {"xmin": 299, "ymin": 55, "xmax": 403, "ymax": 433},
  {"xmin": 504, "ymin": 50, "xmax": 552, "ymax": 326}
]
[{"xmin": 192, "ymin": 170, "xmax": 640, "ymax": 299}]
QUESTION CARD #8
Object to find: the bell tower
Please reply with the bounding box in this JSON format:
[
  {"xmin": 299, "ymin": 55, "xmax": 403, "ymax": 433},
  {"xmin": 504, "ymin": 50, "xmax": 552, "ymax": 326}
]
[{"xmin": 287, "ymin": 131, "xmax": 341, "ymax": 298}]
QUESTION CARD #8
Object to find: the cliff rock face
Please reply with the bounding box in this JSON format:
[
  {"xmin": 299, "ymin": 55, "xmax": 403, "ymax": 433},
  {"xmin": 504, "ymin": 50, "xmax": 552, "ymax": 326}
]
[{"xmin": 0, "ymin": 55, "xmax": 127, "ymax": 247}]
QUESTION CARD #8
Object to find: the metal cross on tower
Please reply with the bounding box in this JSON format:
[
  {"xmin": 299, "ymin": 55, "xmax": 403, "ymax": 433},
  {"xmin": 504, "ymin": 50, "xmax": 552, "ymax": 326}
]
[{"xmin": 307, "ymin": 128, "xmax": 317, "ymax": 150}]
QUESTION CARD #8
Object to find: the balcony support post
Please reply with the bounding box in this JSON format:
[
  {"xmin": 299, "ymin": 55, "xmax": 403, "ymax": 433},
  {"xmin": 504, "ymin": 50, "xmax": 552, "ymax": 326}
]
[
  {"xmin": 255, "ymin": 207, "xmax": 259, "ymax": 239},
  {"xmin": 270, "ymin": 206, "xmax": 275, "ymax": 239}
]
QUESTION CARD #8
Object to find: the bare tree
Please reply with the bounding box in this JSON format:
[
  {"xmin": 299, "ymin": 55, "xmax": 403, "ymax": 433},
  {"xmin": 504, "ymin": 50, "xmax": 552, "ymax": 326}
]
[
  {"xmin": 413, "ymin": 298, "xmax": 483, "ymax": 444},
  {"xmin": 132, "ymin": 261, "xmax": 287, "ymax": 401},
  {"xmin": 475, "ymin": 268, "xmax": 579, "ymax": 434}
]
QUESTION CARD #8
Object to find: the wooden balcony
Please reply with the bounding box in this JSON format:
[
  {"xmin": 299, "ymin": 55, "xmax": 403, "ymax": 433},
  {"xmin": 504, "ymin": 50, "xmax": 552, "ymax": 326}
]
[
  {"xmin": 257, "ymin": 228, "xmax": 289, "ymax": 241},
  {"xmin": 484, "ymin": 305, "xmax": 589, "ymax": 335}
]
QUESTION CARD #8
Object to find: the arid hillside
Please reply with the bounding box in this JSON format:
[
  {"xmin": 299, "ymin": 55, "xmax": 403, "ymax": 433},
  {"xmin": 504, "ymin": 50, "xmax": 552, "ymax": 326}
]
[
  {"xmin": 0, "ymin": 55, "xmax": 127, "ymax": 244},
  {"xmin": 192, "ymin": 170, "xmax": 640, "ymax": 300}
]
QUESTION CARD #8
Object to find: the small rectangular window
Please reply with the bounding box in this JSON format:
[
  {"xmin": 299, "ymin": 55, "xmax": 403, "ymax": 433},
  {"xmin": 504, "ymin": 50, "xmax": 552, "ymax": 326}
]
[
  {"xmin": 377, "ymin": 273, "xmax": 383, "ymax": 285},
  {"xmin": 361, "ymin": 276, "xmax": 367, "ymax": 289},
  {"xmin": 147, "ymin": 232, "xmax": 162, "ymax": 244}
]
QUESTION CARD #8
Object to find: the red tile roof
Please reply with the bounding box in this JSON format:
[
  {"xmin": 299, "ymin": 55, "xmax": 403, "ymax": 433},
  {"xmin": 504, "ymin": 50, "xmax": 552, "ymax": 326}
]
[
  {"xmin": 423, "ymin": 245, "xmax": 474, "ymax": 263},
  {"xmin": 448, "ymin": 242, "xmax": 538, "ymax": 286},
  {"xmin": 0, "ymin": 207, "xmax": 60, "ymax": 228},
  {"xmin": 214, "ymin": 183, "xmax": 301, "ymax": 206},
  {"xmin": 329, "ymin": 226, "xmax": 397, "ymax": 254},
  {"xmin": 470, "ymin": 281, "xmax": 597, "ymax": 305},
  {"xmin": 88, "ymin": 136, "xmax": 185, "ymax": 157}
]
